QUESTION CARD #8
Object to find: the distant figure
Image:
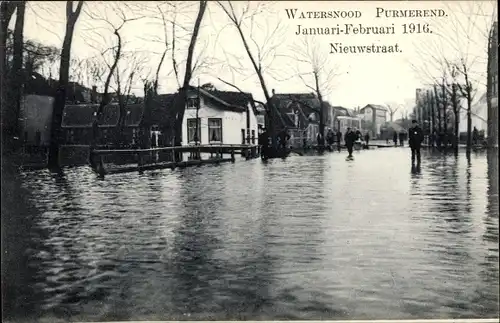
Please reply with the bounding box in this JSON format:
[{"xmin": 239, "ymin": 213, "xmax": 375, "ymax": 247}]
[
  {"xmin": 345, "ymin": 127, "xmax": 358, "ymax": 158},
  {"xmin": 473, "ymin": 126, "xmax": 479, "ymax": 146},
  {"xmin": 393, "ymin": 131, "xmax": 398, "ymax": 146},
  {"xmin": 278, "ymin": 128, "xmax": 290, "ymax": 149},
  {"xmin": 317, "ymin": 132, "xmax": 325, "ymax": 147},
  {"xmin": 430, "ymin": 129, "xmax": 436, "ymax": 148},
  {"xmin": 258, "ymin": 128, "xmax": 269, "ymax": 159},
  {"xmin": 364, "ymin": 132, "xmax": 370, "ymax": 146},
  {"xmin": 409, "ymin": 120, "xmax": 424, "ymax": 166},
  {"xmin": 398, "ymin": 131, "xmax": 405, "ymax": 147},
  {"xmin": 355, "ymin": 129, "xmax": 362, "ymax": 141},
  {"xmin": 151, "ymin": 132, "xmax": 157, "ymax": 148},
  {"xmin": 336, "ymin": 130, "xmax": 342, "ymax": 152},
  {"xmin": 326, "ymin": 129, "xmax": 335, "ymax": 148}
]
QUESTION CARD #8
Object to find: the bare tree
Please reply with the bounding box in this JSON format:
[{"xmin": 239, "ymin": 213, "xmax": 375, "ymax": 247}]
[
  {"xmin": 410, "ymin": 1, "xmax": 496, "ymax": 152},
  {"xmin": 48, "ymin": 0, "xmax": 84, "ymax": 169},
  {"xmin": 386, "ymin": 103, "xmax": 400, "ymax": 123},
  {"xmin": 83, "ymin": 2, "xmax": 146, "ymax": 147},
  {"xmin": 217, "ymin": 1, "xmax": 287, "ymax": 150},
  {"xmin": 289, "ymin": 36, "xmax": 340, "ymax": 145},
  {"xmin": 169, "ymin": 0, "xmax": 207, "ymax": 149}
]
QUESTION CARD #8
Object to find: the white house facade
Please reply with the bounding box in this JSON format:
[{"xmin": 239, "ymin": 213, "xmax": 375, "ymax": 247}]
[{"xmin": 181, "ymin": 87, "xmax": 259, "ymax": 146}]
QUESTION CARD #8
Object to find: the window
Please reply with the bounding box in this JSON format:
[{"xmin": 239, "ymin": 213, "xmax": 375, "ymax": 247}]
[
  {"xmin": 251, "ymin": 130, "xmax": 256, "ymax": 144},
  {"xmin": 187, "ymin": 118, "xmax": 201, "ymax": 143},
  {"xmin": 187, "ymin": 97, "xmax": 199, "ymax": 109},
  {"xmin": 208, "ymin": 118, "xmax": 222, "ymax": 143},
  {"xmin": 241, "ymin": 129, "xmax": 246, "ymax": 144}
]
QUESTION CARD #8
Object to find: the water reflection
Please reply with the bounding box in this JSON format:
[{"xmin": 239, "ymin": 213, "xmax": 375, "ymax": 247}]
[{"xmin": 2, "ymin": 149, "xmax": 499, "ymax": 321}]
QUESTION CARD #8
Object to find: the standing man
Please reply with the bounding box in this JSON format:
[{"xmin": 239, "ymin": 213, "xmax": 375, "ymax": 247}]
[{"xmin": 409, "ymin": 120, "xmax": 424, "ymax": 166}]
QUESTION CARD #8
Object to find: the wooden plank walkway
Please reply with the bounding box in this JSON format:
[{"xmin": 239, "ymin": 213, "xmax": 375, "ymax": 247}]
[{"xmin": 90, "ymin": 144, "xmax": 260, "ymax": 177}]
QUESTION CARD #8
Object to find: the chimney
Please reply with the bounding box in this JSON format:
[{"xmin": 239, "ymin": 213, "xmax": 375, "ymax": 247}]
[
  {"xmin": 91, "ymin": 86, "xmax": 97, "ymax": 103},
  {"xmin": 272, "ymin": 89, "xmax": 275, "ymax": 96}
]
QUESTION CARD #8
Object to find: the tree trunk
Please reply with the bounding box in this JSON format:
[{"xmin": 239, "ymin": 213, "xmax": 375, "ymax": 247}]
[
  {"xmin": 173, "ymin": 0, "xmax": 207, "ymax": 150},
  {"xmin": 451, "ymin": 84, "xmax": 459, "ymax": 152},
  {"xmin": 314, "ymin": 71, "xmax": 325, "ymax": 147},
  {"xmin": 441, "ymin": 82, "xmax": 448, "ymax": 135},
  {"xmin": 2, "ymin": 1, "xmax": 25, "ymax": 152},
  {"xmin": 466, "ymin": 91, "xmax": 472, "ymax": 152},
  {"xmin": 0, "ymin": 2, "xmax": 17, "ymax": 134},
  {"xmin": 434, "ymin": 84, "xmax": 441, "ymax": 135},
  {"xmin": 48, "ymin": 1, "xmax": 84, "ymax": 169}
]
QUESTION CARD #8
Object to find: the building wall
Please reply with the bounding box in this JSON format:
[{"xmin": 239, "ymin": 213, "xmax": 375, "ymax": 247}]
[
  {"xmin": 458, "ymin": 95, "xmax": 488, "ymax": 133},
  {"xmin": 487, "ymin": 22, "xmax": 498, "ymax": 147},
  {"xmin": 20, "ymin": 94, "xmax": 54, "ymax": 146},
  {"xmin": 181, "ymin": 96, "xmax": 259, "ymax": 145}
]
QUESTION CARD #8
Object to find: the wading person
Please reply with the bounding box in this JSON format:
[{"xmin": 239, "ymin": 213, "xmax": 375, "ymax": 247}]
[
  {"xmin": 345, "ymin": 127, "xmax": 357, "ymax": 159},
  {"xmin": 393, "ymin": 131, "xmax": 398, "ymax": 146},
  {"xmin": 409, "ymin": 120, "xmax": 424, "ymax": 166},
  {"xmin": 364, "ymin": 131, "xmax": 370, "ymax": 147}
]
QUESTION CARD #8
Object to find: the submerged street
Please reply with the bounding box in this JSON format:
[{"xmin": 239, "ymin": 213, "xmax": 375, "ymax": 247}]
[{"xmin": 2, "ymin": 147, "xmax": 499, "ymax": 322}]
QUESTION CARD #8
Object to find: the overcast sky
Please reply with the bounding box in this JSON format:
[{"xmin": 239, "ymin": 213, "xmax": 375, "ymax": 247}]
[{"xmin": 19, "ymin": 1, "xmax": 497, "ymax": 113}]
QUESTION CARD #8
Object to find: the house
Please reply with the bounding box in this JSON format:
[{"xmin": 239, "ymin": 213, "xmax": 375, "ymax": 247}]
[
  {"xmin": 20, "ymin": 94, "xmax": 54, "ymax": 146},
  {"xmin": 359, "ymin": 104, "xmax": 388, "ymax": 138},
  {"xmin": 181, "ymin": 86, "xmax": 260, "ymax": 146},
  {"xmin": 487, "ymin": 21, "xmax": 498, "ymax": 147},
  {"xmin": 270, "ymin": 91, "xmax": 322, "ymax": 147}
]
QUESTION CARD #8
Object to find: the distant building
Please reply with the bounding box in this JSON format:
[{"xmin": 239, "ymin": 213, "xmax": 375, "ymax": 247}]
[
  {"xmin": 20, "ymin": 94, "xmax": 54, "ymax": 146},
  {"xmin": 182, "ymin": 87, "xmax": 260, "ymax": 145},
  {"xmin": 487, "ymin": 21, "xmax": 498, "ymax": 147},
  {"xmin": 359, "ymin": 104, "xmax": 388, "ymax": 138},
  {"xmin": 458, "ymin": 92, "xmax": 488, "ymax": 135}
]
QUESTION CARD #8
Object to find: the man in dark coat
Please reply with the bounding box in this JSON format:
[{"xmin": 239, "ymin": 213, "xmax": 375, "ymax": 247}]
[
  {"xmin": 364, "ymin": 132, "xmax": 370, "ymax": 146},
  {"xmin": 258, "ymin": 128, "xmax": 269, "ymax": 159},
  {"xmin": 393, "ymin": 131, "xmax": 398, "ymax": 146},
  {"xmin": 344, "ymin": 127, "xmax": 358, "ymax": 158},
  {"xmin": 409, "ymin": 120, "xmax": 424, "ymax": 166}
]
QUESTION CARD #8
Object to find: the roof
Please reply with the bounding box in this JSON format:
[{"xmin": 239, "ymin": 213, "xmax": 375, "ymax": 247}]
[
  {"xmin": 148, "ymin": 94, "xmax": 176, "ymax": 125},
  {"xmin": 97, "ymin": 104, "xmax": 120, "ymax": 127},
  {"xmin": 361, "ymin": 104, "xmax": 388, "ymax": 111},
  {"xmin": 61, "ymin": 104, "xmax": 98, "ymax": 127},
  {"xmin": 271, "ymin": 93, "xmax": 321, "ymax": 130}
]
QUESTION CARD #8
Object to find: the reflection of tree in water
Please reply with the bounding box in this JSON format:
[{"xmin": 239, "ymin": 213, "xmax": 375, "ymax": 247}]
[
  {"xmin": 255, "ymin": 158, "xmax": 342, "ymax": 319},
  {"xmin": 476, "ymin": 149, "xmax": 499, "ymax": 314},
  {"xmin": 2, "ymin": 166, "xmax": 51, "ymax": 321},
  {"xmin": 167, "ymin": 169, "xmax": 226, "ymax": 318}
]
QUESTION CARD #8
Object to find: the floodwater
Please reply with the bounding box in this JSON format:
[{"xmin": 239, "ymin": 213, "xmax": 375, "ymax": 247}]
[{"xmin": 2, "ymin": 147, "xmax": 499, "ymax": 322}]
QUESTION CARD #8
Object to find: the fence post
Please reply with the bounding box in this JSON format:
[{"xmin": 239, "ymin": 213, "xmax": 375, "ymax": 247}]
[{"xmin": 231, "ymin": 149, "xmax": 235, "ymax": 162}]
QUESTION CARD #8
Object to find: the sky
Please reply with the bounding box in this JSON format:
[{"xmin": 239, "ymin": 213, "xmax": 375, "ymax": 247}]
[{"xmin": 18, "ymin": 1, "xmax": 497, "ymax": 114}]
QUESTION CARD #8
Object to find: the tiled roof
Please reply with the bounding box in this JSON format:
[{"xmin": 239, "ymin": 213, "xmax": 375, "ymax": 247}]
[{"xmin": 97, "ymin": 104, "xmax": 120, "ymax": 127}]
